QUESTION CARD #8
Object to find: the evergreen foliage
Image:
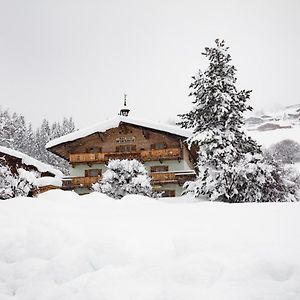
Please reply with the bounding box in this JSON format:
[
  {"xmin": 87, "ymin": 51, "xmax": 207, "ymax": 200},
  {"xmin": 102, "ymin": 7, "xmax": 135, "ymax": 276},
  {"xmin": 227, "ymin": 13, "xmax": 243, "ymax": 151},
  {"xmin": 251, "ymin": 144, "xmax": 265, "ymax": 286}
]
[
  {"xmin": 92, "ymin": 159, "xmax": 153, "ymax": 199},
  {"xmin": 0, "ymin": 164, "xmax": 37, "ymax": 199},
  {"xmin": 0, "ymin": 107, "xmax": 75, "ymax": 174},
  {"xmin": 179, "ymin": 39, "xmax": 298, "ymax": 202},
  {"xmin": 268, "ymin": 139, "xmax": 300, "ymax": 164}
]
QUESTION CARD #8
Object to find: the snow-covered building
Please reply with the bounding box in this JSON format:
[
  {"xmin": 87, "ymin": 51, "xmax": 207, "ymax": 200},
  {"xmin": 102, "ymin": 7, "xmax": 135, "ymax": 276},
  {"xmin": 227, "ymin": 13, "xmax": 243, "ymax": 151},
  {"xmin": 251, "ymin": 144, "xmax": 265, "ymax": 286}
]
[
  {"xmin": 0, "ymin": 146, "xmax": 63, "ymax": 194},
  {"xmin": 46, "ymin": 106, "xmax": 196, "ymax": 196}
]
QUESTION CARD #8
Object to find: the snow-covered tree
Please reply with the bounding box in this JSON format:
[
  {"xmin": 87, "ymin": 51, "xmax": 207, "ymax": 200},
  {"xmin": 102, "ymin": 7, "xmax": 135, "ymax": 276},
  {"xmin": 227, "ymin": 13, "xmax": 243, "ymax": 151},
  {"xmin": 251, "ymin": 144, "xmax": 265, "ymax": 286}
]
[
  {"xmin": 0, "ymin": 107, "xmax": 76, "ymax": 174},
  {"xmin": 268, "ymin": 139, "xmax": 300, "ymax": 164},
  {"xmin": 10, "ymin": 113, "xmax": 27, "ymax": 152},
  {"xmin": 33, "ymin": 117, "xmax": 76, "ymax": 174},
  {"xmin": 0, "ymin": 165, "xmax": 37, "ymax": 200},
  {"xmin": 92, "ymin": 159, "xmax": 153, "ymax": 199},
  {"xmin": 0, "ymin": 108, "xmax": 12, "ymax": 147},
  {"xmin": 179, "ymin": 39, "xmax": 298, "ymax": 202}
]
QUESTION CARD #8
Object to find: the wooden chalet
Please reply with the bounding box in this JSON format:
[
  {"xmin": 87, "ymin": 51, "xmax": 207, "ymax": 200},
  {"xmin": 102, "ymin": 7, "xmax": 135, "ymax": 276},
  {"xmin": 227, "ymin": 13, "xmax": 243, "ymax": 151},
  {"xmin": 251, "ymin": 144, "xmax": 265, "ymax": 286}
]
[
  {"xmin": 46, "ymin": 106, "xmax": 196, "ymax": 197},
  {"xmin": 0, "ymin": 146, "xmax": 63, "ymax": 195}
]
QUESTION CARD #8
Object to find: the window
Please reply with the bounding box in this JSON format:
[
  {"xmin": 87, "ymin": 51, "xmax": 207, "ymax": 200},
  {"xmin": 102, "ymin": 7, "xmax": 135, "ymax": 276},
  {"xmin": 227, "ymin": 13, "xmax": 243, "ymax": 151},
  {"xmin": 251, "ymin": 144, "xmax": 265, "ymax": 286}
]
[
  {"xmin": 150, "ymin": 142, "xmax": 167, "ymax": 150},
  {"xmin": 150, "ymin": 165, "xmax": 169, "ymax": 173},
  {"xmin": 85, "ymin": 169, "xmax": 102, "ymax": 177},
  {"xmin": 116, "ymin": 145, "xmax": 137, "ymax": 152}
]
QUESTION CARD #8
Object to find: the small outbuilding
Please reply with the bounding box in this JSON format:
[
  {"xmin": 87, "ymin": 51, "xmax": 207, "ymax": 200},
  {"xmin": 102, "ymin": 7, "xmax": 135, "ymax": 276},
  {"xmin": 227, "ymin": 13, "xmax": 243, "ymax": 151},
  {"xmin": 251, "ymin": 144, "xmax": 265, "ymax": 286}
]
[{"xmin": 0, "ymin": 146, "xmax": 63, "ymax": 195}]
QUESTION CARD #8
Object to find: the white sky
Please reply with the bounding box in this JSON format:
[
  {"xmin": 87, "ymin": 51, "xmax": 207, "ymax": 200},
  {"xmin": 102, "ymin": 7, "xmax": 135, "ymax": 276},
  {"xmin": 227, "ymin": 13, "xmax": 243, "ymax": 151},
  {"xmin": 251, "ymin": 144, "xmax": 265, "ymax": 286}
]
[{"xmin": 0, "ymin": 0, "xmax": 299, "ymax": 128}]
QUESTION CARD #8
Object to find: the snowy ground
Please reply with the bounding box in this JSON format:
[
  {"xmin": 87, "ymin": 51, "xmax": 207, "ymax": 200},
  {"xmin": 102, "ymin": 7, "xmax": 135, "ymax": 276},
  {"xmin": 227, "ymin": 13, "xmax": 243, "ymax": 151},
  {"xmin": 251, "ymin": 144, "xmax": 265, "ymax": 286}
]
[{"xmin": 1, "ymin": 191, "xmax": 300, "ymax": 300}]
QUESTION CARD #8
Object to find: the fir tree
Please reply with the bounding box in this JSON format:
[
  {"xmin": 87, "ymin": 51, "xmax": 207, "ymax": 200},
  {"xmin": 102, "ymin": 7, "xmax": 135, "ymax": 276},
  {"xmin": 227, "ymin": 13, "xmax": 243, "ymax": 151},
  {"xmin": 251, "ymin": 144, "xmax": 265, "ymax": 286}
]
[
  {"xmin": 10, "ymin": 113, "xmax": 27, "ymax": 153},
  {"xmin": 268, "ymin": 139, "xmax": 300, "ymax": 164},
  {"xmin": 0, "ymin": 108, "xmax": 12, "ymax": 147},
  {"xmin": 179, "ymin": 39, "xmax": 298, "ymax": 202},
  {"xmin": 92, "ymin": 159, "xmax": 153, "ymax": 199}
]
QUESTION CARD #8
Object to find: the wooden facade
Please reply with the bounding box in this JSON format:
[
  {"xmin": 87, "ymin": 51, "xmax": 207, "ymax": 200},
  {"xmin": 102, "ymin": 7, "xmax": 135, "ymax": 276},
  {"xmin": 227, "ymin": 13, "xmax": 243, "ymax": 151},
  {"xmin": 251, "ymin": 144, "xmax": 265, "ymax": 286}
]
[
  {"xmin": 69, "ymin": 148, "xmax": 182, "ymax": 164},
  {"xmin": 48, "ymin": 123, "xmax": 189, "ymax": 159}
]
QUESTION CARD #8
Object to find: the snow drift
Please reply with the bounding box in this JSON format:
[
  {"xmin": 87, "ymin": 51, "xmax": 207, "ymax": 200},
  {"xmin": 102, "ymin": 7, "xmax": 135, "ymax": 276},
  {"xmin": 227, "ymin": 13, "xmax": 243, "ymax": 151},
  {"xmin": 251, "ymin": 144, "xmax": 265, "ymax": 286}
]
[{"xmin": 0, "ymin": 190, "xmax": 300, "ymax": 300}]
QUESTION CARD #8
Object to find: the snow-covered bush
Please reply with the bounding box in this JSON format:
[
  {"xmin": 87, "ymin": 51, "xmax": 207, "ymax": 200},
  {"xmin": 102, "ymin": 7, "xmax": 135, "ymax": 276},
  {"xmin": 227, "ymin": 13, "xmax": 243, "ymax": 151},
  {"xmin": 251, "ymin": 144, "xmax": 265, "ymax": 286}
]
[
  {"xmin": 0, "ymin": 165, "xmax": 15, "ymax": 199},
  {"xmin": 185, "ymin": 153, "xmax": 298, "ymax": 202},
  {"xmin": 268, "ymin": 139, "xmax": 300, "ymax": 164},
  {"xmin": 178, "ymin": 39, "xmax": 299, "ymax": 202},
  {"xmin": 220, "ymin": 153, "xmax": 295, "ymax": 202},
  {"xmin": 92, "ymin": 159, "xmax": 154, "ymax": 199},
  {"xmin": 263, "ymin": 151, "xmax": 300, "ymax": 201},
  {"xmin": 0, "ymin": 165, "xmax": 38, "ymax": 199}
]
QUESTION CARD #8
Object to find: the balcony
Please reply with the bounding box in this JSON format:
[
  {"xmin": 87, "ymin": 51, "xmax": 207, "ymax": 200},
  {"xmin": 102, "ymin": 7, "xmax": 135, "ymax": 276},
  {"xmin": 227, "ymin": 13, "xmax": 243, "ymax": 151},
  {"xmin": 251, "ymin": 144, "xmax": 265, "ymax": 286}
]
[
  {"xmin": 151, "ymin": 171, "xmax": 196, "ymax": 185},
  {"xmin": 150, "ymin": 172, "xmax": 177, "ymax": 184},
  {"xmin": 69, "ymin": 148, "xmax": 182, "ymax": 164},
  {"xmin": 62, "ymin": 171, "xmax": 196, "ymax": 190},
  {"xmin": 141, "ymin": 148, "xmax": 181, "ymax": 162},
  {"xmin": 62, "ymin": 176, "xmax": 100, "ymax": 189}
]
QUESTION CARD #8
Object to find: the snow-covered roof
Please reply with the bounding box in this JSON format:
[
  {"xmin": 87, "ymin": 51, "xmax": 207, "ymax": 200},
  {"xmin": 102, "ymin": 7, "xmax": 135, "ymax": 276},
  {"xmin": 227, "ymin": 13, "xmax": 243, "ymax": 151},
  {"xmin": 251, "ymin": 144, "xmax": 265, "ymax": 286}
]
[
  {"xmin": 35, "ymin": 177, "xmax": 62, "ymax": 187},
  {"xmin": 0, "ymin": 146, "xmax": 63, "ymax": 177},
  {"xmin": 46, "ymin": 116, "xmax": 192, "ymax": 149}
]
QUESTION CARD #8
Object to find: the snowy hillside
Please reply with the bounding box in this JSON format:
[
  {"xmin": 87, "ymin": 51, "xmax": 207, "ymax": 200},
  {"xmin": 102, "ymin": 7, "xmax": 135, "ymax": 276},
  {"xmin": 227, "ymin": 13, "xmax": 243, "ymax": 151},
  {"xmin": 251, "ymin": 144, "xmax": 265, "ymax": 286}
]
[
  {"xmin": 245, "ymin": 104, "xmax": 300, "ymax": 129},
  {"xmin": 0, "ymin": 190, "xmax": 299, "ymax": 300},
  {"xmin": 247, "ymin": 126, "xmax": 300, "ymax": 148},
  {"xmin": 244, "ymin": 104, "xmax": 300, "ymax": 148}
]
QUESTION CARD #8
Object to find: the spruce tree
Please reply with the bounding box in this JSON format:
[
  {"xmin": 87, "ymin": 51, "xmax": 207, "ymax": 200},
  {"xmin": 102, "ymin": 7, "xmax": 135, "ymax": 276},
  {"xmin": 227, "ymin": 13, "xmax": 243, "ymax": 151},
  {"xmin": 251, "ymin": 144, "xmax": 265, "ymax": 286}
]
[
  {"xmin": 179, "ymin": 39, "xmax": 297, "ymax": 202},
  {"xmin": 0, "ymin": 108, "xmax": 12, "ymax": 147}
]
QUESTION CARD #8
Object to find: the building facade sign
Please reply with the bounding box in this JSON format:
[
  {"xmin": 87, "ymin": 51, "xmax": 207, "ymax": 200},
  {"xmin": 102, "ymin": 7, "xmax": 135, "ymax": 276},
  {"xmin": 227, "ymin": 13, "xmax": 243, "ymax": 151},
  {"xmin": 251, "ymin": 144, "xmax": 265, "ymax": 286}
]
[{"xmin": 116, "ymin": 137, "xmax": 136, "ymax": 144}]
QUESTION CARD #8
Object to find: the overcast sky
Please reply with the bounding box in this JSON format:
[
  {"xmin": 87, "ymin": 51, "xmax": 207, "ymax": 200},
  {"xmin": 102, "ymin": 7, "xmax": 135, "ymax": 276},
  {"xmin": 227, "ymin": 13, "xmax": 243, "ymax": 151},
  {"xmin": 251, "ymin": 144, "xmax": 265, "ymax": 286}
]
[{"xmin": 0, "ymin": 0, "xmax": 299, "ymax": 128}]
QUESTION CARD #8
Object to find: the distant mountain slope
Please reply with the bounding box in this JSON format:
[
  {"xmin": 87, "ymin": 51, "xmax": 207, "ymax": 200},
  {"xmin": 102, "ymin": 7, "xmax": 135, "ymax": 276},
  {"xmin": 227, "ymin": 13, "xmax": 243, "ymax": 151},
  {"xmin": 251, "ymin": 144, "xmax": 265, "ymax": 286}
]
[
  {"xmin": 245, "ymin": 104, "xmax": 300, "ymax": 130},
  {"xmin": 244, "ymin": 104, "xmax": 300, "ymax": 148}
]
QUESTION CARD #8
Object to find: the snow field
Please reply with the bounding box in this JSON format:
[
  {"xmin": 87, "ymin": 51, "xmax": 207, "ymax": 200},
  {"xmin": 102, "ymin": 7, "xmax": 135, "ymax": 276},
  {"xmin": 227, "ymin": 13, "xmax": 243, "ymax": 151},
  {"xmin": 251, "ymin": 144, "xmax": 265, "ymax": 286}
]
[
  {"xmin": 0, "ymin": 190, "xmax": 300, "ymax": 300},
  {"xmin": 247, "ymin": 126, "xmax": 300, "ymax": 148}
]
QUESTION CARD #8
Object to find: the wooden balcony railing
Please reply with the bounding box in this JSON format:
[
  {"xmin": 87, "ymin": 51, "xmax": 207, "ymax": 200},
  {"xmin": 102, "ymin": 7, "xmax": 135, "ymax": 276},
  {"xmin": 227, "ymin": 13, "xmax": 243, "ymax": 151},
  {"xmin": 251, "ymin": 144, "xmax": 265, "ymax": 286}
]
[
  {"xmin": 62, "ymin": 176, "xmax": 100, "ymax": 189},
  {"xmin": 69, "ymin": 153, "xmax": 106, "ymax": 163},
  {"xmin": 150, "ymin": 171, "xmax": 196, "ymax": 184},
  {"xmin": 150, "ymin": 172, "xmax": 177, "ymax": 183},
  {"xmin": 141, "ymin": 148, "xmax": 181, "ymax": 161},
  {"xmin": 62, "ymin": 171, "xmax": 196, "ymax": 190},
  {"xmin": 69, "ymin": 148, "xmax": 182, "ymax": 164}
]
